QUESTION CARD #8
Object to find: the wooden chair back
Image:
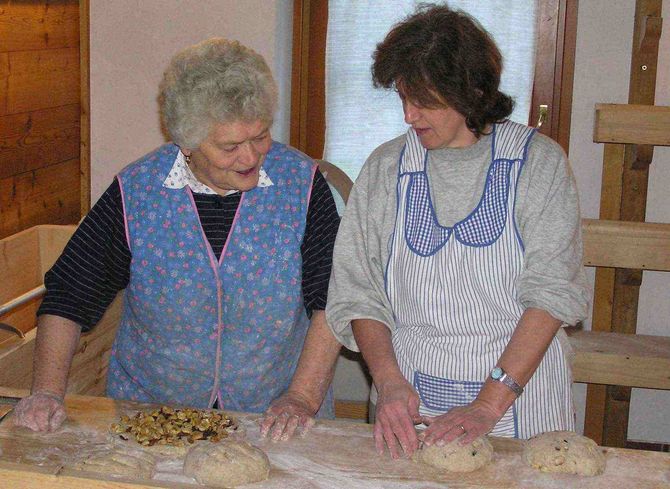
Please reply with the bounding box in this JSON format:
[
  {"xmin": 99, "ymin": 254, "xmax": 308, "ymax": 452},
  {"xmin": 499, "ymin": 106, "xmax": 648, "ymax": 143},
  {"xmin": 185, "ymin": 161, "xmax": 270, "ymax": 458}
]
[{"xmin": 316, "ymin": 159, "xmax": 353, "ymax": 205}]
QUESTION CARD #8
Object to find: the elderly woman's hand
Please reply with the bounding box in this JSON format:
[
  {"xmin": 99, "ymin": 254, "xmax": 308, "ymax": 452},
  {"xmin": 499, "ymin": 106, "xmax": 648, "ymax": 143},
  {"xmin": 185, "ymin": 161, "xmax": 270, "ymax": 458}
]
[
  {"xmin": 14, "ymin": 391, "xmax": 66, "ymax": 432},
  {"xmin": 419, "ymin": 399, "xmax": 501, "ymax": 447},
  {"xmin": 374, "ymin": 380, "xmax": 422, "ymax": 459},
  {"xmin": 259, "ymin": 391, "xmax": 317, "ymax": 441}
]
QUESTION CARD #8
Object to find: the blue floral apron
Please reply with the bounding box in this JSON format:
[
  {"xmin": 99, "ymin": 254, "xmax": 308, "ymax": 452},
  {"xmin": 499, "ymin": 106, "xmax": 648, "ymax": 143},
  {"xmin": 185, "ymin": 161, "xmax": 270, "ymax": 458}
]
[{"xmin": 108, "ymin": 142, "xmax": 333, "ymax": 417}]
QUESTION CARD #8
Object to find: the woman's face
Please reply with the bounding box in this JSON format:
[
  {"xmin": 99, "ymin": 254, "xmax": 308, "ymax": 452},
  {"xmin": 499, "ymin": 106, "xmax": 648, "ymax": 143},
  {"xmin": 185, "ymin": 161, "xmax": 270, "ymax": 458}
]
[
  {"xmin": 399, "ymin": 91, "xmax": 477, "ymax": 149},
  {"xmin": 183, "ymin": 120, "xmax": 272, "ymax": 194}
]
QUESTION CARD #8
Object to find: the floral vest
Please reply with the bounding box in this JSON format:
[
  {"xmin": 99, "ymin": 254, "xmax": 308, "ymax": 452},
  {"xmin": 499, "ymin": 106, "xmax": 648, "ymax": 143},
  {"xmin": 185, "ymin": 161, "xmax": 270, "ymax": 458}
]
[{"xmin": 108, "ymin": 142, "xmax": 318, "ymax": 414}]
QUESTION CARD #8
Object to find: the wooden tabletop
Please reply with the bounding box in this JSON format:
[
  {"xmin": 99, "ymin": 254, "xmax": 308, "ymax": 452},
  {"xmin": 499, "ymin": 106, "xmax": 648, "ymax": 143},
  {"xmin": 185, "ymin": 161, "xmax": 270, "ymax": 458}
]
[{"xmin": 0, "ymin": 388, "xmax": 668, "ymax": 489}]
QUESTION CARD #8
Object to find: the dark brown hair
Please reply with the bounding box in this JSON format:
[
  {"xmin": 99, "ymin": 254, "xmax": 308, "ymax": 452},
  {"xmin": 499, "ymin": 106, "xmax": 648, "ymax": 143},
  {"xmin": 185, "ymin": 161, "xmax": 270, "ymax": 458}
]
[{"xmin": 372, "ymin": 3, "xmax": 514, "ymax": 136}]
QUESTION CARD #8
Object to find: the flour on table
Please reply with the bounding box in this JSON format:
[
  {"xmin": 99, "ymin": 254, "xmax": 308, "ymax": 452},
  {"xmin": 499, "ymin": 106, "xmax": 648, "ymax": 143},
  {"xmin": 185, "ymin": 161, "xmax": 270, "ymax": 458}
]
[
  {"xmin": 184, "ymin": 439, "xmax": 270, "ymax": 488},
  {"xmin": 72, "ymin": 447, "xmax": 156, "ymax": 479},
  {"xmin": 416, "ymin": 436, "xmax": 494, "ymax": 473},
  {"xmin": 523, "ymin": 430, "xmax": 606, "ymax": 476}
]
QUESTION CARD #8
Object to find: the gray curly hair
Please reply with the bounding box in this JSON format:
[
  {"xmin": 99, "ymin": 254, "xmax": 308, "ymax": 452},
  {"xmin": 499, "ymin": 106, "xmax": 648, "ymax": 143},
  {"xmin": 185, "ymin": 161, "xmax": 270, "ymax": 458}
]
[{"xmin": 159, "ymin": 38, "xmax": 278, "ymax": 150}]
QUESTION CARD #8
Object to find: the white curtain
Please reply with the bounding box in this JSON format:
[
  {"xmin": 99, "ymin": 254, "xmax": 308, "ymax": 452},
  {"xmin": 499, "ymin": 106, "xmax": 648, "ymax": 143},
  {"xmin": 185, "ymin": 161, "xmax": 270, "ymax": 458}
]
[{"xmin": 324, "ymin": 1, "xmax": 537, "ymax": 179}]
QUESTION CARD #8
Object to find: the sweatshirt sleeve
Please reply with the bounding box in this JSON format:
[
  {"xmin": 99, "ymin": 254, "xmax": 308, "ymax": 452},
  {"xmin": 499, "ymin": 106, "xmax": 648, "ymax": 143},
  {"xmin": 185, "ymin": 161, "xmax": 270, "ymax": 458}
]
[
  {"xmin": 514, "ymin": 134, "xmax": 591, "ymax": 326},
  {"xmin": 325, "ymin": 144, "xmax": 399, "ymax": 351}
]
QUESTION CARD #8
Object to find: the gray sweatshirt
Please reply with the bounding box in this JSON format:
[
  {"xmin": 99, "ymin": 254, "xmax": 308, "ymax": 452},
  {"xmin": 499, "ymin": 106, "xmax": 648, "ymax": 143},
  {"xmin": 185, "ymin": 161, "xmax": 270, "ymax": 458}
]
[{"xmin": 326, "ymin": 129, "xmax": 591, "ymax": 351}]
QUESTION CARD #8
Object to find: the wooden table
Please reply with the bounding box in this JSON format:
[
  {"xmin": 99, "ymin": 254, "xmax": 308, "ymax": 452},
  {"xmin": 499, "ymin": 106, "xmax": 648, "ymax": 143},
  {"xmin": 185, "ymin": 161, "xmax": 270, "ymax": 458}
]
[{"xmin": 0, "ymin": 388, "xmax": 668, "ymax": 488}]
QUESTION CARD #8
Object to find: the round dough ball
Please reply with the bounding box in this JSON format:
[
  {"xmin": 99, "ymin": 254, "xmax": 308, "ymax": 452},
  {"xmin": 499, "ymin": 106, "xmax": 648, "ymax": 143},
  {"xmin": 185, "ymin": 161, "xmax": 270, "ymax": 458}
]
[
  {"xmin": 73, "ymin": 448, "xmax": 155, "ymax": 479},
  {"xmin": 523, "ymin": 430, "xmax": 606, "ymax": 476},
  {"xmin": 417, "ymin": 436, "xmax": 494, "ymax": 473},
  {"xmin": 183, "ymin": 440, "xmax": 270, "ymax": 488}
]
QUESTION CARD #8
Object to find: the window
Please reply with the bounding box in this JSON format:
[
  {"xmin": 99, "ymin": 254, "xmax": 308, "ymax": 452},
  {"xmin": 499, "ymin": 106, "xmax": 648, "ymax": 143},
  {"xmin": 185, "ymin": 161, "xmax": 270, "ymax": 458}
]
[{"xmin": 291, "ymin": 0, "xmax": 577, "ymax": 177}]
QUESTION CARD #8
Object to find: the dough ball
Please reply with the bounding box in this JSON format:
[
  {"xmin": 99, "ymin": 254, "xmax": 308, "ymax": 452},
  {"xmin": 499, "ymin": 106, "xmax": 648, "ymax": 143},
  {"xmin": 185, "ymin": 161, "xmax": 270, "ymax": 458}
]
[
  {"xmin": 73, "ymin": 448, "xmax": 155, "ymax": 479},
  {"xmin": 183, "ymin": 440, "xmax": 270, "ymax": 488},
  {"xmin": 523, "ymin": 430, "xmax": 606, "ymax": 476},
  {"xmin": 417, "ymin": 436, "xmax": 494, "ymax": 473}
]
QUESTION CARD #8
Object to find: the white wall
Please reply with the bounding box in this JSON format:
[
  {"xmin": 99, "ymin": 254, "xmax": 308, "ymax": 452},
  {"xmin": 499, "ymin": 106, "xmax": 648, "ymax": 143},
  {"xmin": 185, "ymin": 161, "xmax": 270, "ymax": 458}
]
[
  {"xmin": 90, "ymin": 0, "xmax": 293, "ymax": 201},
  {"xmin": 570, "ymin": 0, "xmax": 670, "ymax": 443}
]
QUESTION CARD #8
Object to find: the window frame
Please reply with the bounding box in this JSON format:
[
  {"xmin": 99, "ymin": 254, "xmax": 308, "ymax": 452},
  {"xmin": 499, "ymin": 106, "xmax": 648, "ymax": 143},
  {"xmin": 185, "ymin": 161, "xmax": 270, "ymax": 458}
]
[{"xmin": 290, "ymin": 0, "xmax": 578, "ymax": 159}]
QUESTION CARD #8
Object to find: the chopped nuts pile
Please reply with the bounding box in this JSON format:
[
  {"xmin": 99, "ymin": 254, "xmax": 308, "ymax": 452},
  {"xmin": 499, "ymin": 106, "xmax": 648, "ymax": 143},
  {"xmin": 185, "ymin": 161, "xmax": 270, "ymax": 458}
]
[{"xmin": 110, "ymin": 406, "xmax": 237, "ymax": 446}]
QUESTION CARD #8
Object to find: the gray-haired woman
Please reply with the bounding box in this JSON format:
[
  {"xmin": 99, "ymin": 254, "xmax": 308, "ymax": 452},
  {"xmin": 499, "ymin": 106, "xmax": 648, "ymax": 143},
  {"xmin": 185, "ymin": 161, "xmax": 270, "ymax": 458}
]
[{"xmin": 16, "ymin": 38, "xmax": 342, "ymax": 441}]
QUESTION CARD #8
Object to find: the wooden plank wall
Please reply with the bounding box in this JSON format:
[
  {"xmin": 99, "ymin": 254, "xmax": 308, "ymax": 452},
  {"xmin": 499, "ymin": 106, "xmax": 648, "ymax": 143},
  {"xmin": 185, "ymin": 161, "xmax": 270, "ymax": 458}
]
[{"xmin": 0, "ymin": 1, "xmax": 82, "ymax": 239}]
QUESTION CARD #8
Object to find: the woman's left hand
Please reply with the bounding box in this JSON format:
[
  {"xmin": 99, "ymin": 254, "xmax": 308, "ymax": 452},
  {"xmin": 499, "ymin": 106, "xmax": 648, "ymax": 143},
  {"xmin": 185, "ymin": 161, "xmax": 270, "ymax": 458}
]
[
  {"xmin": 419, "ymin": 399, "xmax": 502, "ymax": 447},
  {"xmin": 259, "ymin": 391, "xmax": 317, "ymax": 441}
]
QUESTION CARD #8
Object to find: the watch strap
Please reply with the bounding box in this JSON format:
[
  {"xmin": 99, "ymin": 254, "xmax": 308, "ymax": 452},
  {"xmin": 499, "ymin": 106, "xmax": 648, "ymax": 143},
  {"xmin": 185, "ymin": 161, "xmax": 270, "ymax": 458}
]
[{"xmin": 490, "ymin": 367, "xmax": 524, "ymax": 397}]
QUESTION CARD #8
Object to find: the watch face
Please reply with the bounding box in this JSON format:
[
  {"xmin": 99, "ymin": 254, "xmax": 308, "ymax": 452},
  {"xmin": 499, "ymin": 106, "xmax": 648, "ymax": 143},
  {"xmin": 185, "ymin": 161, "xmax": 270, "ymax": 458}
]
[{"xmin": 491, "ymin": 367, "xmax": 503, "ymax": 380}]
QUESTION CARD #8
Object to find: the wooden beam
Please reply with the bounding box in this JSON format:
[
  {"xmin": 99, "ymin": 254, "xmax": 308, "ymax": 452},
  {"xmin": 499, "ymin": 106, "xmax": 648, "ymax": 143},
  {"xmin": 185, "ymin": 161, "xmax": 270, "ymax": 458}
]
[
  {"xmin": 594, "ymin": 104, "xmax": 670, "ymax": 146},
  {"xmin": 568, "ymin": 330, "xmax": 670, "ymax": 389},
  {"xmin": 290, "ymin": 0, "xmax": 310, "ymax": 152},
  {"xmin": 289, "ymin": 0, "xmax": 327, "ymax": 158},
  {"xmin": 0, "ymin": 461, "xmax": 175, "ymax": 489},
  {"xmin": 556, "ymin": 0, "xmax": 578, "ymax": 154},
  {"xmin": 528, "ymin": 0, "xmax": 579, "ymax": 152},
  {"xmin": 597, "ymin": 144, "xmax": 626, "ymax": 219},
  {"xmin": 582, "ymin": 219, "xmax": 670, "ymax": 271},
  {"xmin": 80, "ymin": 0, "xmax": 91, "ymax": 215},
  {"xmin": 334, "ymin": 400, "xmax": 368, "ymax": 421}
]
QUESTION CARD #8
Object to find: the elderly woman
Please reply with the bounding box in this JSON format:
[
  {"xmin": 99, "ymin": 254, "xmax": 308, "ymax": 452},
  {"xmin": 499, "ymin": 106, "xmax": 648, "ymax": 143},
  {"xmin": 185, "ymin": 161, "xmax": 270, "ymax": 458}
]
[
  {"xmin": 16, "ymin": 38, "xmax": 342, "ymax": 440},
  {"xmin": 326, "ymin": 4, "xmax": 590, "ymax": 459}
]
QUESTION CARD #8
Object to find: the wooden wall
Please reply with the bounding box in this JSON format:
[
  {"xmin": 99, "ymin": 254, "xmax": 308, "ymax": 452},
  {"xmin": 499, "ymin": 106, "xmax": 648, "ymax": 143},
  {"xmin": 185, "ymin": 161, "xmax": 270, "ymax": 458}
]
[{"xmin": 0, "ymin": 1, "xmax": 82, "ymax": 239}]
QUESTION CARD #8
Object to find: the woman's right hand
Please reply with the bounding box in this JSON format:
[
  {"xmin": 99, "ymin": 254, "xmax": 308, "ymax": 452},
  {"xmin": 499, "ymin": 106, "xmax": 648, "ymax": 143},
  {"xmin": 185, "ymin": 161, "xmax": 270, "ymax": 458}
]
[
  {"xmin": 374, "ymin": 380, "xmax": 422, "ymax": 459},
  {"xmin": 14, "ymin": 391, "xmax": 66, "ymax": 432}
]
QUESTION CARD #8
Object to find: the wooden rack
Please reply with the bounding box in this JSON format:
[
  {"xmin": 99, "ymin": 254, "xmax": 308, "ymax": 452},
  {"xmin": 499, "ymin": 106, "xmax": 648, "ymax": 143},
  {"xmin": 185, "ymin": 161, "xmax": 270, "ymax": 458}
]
[
  {"xmin": 571, "ymin": 218, "xmax": 670, "ymax": 392},
  {"xmin": 581, "ymin": 0, "xmax": 667, "ymax": 447}
]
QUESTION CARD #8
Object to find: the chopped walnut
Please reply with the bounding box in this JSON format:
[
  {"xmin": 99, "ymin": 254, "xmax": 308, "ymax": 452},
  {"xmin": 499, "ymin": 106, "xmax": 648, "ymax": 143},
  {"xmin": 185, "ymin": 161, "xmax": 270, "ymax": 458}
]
[{"xmin": 111, "ymin": 406, "xmax": 237, "ymax": 446}]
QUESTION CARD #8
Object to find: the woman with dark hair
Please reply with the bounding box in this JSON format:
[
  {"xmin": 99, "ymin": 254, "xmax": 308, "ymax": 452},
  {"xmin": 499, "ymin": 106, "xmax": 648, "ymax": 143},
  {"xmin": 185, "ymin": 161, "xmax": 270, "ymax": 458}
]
[{"xmin": 327, "ymin": 4, "xmax": 589, "ymax": 459}]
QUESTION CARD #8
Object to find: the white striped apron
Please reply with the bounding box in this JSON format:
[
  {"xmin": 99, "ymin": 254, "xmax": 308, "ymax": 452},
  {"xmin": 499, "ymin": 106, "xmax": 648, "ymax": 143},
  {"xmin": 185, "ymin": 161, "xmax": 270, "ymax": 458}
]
[{"xmin": 384, "ymin": 121, "xmax": 574, "ymax": 438}]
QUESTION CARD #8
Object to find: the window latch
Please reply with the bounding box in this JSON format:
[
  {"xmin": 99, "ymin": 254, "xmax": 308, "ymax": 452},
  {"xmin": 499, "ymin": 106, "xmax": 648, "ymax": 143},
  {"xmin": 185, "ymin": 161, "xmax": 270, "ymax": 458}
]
[{"xmin": 536, "ymin": 104, "xmax": 549, "ymax": 128}]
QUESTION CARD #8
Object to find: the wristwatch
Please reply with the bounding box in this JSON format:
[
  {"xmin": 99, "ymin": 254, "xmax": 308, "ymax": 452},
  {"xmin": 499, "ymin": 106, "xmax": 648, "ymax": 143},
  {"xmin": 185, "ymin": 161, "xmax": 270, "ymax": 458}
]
[{"xmin": 490, "ymin": 366, "xmax": 524, "ymax": 397}]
